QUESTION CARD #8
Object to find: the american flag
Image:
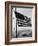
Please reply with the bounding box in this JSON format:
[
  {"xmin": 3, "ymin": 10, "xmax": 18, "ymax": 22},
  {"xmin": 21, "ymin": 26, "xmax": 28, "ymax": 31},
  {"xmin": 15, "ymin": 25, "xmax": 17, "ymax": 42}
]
[{"xmin": 15, "ymin": 11, "xmax": 32, "ymax": 27}]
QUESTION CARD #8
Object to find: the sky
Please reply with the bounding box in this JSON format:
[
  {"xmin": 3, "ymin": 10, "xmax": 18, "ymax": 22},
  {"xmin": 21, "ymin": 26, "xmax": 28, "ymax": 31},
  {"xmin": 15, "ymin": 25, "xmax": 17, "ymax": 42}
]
[{"xmin": 16, "ymin": 7, "xmax": 32, "ymax": 18}]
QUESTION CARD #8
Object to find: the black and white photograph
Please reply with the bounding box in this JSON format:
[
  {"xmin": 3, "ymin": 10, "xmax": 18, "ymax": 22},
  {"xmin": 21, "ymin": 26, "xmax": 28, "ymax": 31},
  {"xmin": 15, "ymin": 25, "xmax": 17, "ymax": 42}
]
[
  {"xmin": 12, "ymin": 7, "xmax": 32, "ymax": 38},
  {"xmin": 5, "ymin": 2, "xmax": 37, "ymax": 44}
]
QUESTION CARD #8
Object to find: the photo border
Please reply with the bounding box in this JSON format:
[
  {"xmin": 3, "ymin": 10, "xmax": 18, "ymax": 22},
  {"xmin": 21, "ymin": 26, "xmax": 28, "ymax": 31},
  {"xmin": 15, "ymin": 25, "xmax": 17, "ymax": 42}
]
[{"xmin": 5, "ymin": 1, "xmax": 37, "ymax": 45}]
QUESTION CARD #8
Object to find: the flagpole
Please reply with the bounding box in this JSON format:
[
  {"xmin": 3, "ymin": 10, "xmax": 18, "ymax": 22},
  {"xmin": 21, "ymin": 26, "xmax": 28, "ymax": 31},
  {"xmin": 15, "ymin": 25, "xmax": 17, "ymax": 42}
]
[{"xmin": 15, "ymin": 7, "xmax": 17, "ymax": 38}]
